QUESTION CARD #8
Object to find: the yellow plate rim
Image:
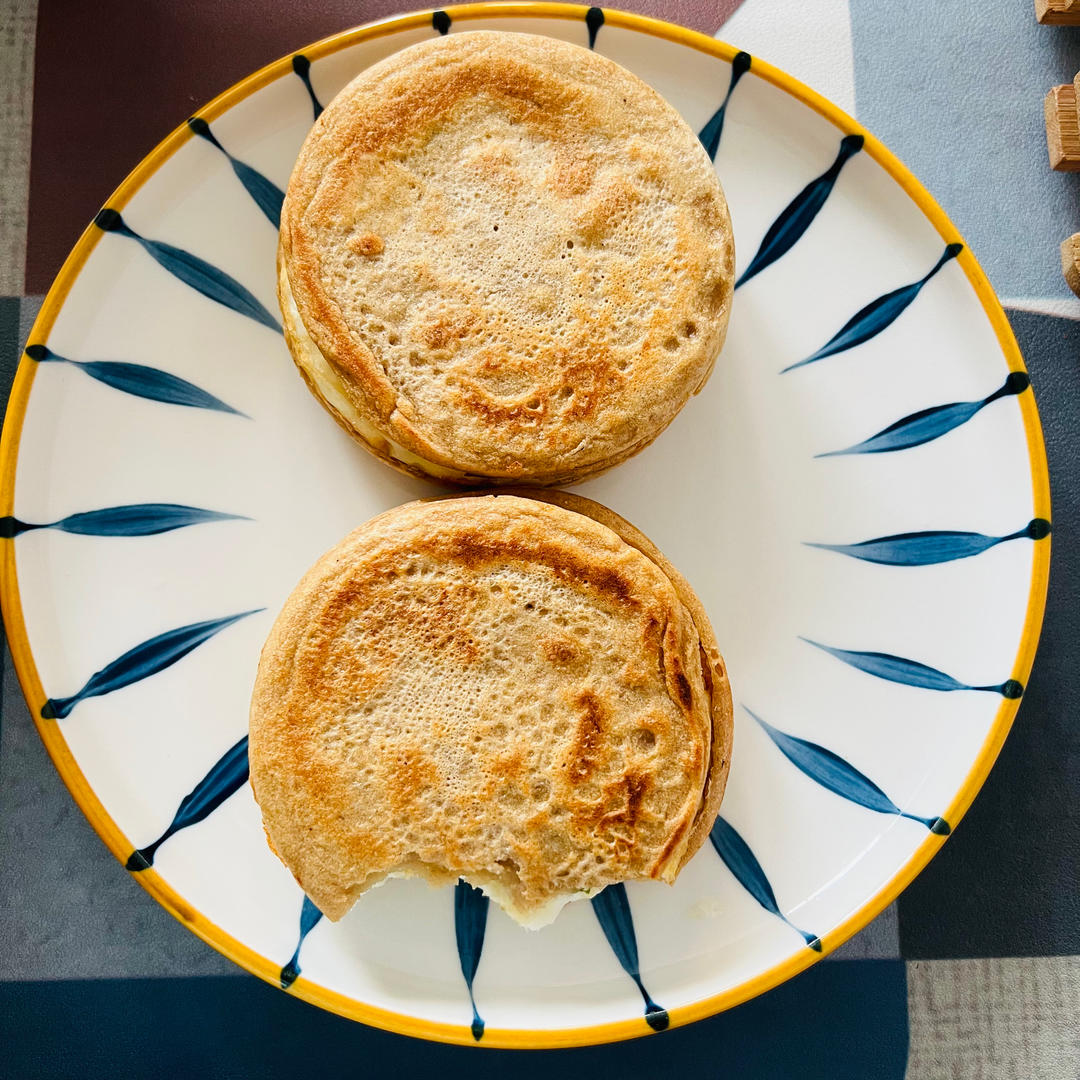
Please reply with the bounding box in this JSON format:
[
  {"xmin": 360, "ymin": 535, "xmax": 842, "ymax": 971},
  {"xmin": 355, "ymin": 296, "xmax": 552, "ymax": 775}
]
[{"xmin": 0, "ymin": 1, "xmax": 1051, "ymax": 1049}]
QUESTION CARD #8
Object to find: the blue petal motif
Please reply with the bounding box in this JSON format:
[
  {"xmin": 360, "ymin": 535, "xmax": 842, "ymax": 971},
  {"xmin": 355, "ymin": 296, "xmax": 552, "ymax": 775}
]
[
  {"xmin": 818, "ymin": 371, "xmax": 1031, "ymax": 456},
  {"xmin": 806, "ymin": 519, "xmax": 1050, "ymax": 566},
  {"xmin": 41, "ymin": 609, "xmax": 263, "ymax": 719},
  {"xmin": 291, "ymin": 55, "xmax": 323, "ymax": 119},
  {"xmin": 586, "ymin": 7, "xmax": 604, "ymax": 49},
  {"xmin": 94, "ymin": 209, "xmax": 281, "ymax": 333},
  {"xmin": 0, "ymin": 503, "xmax": 248, "ymax": 539},
  {"xmin": 783, "ymin": 243, "xmax": 962, "ymax": 373},
  {"xmin": 432, "ymin": 9, "xmax": 451, "ymax": 34},
  {"xmin": 126, "ymin": 735, "xmax": 250, "ymax": 870},
  {"xmin": 710, "ymin": 816, "xmax": 821, "ymax": 949},
  {"xmin": 187, "ymin": 117, "xmax": 284, "ymax": 228},
  {"xmin": 281, "ymin": 896, "xmax": 325, "ymax": 989},
  {"xmin": 591, "ymin": 884, "xmax": 669, "ymax": 1031},
  {"xmin": 736, "ymin": 133, "xmax": 864, "ymax": 289},
  {"xmin": 454, "ymin": 880, "xmax": 489, "ymax": 1041},
  {"xmin": 749, "ymin": 708, "xmax": 950, "ymax": 834},
  {"xmin": 25, "ymin": 344, "xmax": 246, "ymax": 415},
  {"xmin": 802, "ymin": 638, "xmax": 1024, "ymax": 698},
  {"xmin": 698, "ymin": 51, "xmax": 752, "ymax": 160}
]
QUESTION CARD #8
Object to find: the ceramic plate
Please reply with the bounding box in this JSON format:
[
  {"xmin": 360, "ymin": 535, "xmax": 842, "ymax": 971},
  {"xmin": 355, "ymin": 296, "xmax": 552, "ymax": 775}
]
[{"xmin": 0, "ymin": 3, "xmax": 1050, "ymax": 1048}]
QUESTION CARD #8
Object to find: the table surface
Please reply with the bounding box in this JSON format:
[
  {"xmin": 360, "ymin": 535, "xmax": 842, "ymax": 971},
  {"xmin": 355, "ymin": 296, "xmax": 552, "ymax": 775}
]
[{"xmin": 1, "ymin": 2, "xmax": 1078, "ymax": 1077}]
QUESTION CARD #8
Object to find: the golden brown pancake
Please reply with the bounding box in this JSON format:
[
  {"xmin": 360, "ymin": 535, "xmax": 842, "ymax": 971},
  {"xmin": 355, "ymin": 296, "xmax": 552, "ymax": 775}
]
[
  {"xmin": 279, "ymin": 31, "xmax": 734, "ymax": 486},
  {"xmin": 249, "ymin": 492, "xmax": 733, "ymax": 926}
]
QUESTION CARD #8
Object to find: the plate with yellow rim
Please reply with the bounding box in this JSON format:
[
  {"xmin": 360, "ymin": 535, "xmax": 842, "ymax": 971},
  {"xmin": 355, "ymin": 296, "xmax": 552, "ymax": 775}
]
[{"xmin": 0, "ymin": 3, "xmax": 1050, "ymax": 1049}]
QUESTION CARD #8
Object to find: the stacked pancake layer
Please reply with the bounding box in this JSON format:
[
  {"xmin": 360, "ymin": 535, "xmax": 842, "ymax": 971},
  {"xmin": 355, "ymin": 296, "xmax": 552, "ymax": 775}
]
[
  {"xmin": 250, "ymin": 493, "xmax": 733, "ymax": 927},
  {"xmin": 279, "ymin": 31, "xmax": 734, "ymax": 485}
]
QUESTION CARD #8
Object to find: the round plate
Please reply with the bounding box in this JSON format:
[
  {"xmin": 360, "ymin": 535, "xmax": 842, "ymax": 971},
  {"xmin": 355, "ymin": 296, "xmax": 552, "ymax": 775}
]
[{"xmin": 0, "ymin": 3, "xmax": 1050, "ymax": 1049}]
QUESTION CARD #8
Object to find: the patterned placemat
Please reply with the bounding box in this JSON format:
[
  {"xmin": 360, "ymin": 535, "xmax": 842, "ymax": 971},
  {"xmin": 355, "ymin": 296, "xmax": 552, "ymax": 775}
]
[{"xmin": 1, "ymin": 2, "xmax": 1077, "ymax": 1076}]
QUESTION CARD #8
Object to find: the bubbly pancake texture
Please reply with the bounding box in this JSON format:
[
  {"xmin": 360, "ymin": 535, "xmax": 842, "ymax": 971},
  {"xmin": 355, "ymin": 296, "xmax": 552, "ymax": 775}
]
[
  {"xmin": 279, "ymin": 31, "xmax": 735, "ymax": 485},
  {"xmin": 249, "ymin": 493, "xmax": 733, "ymax": 926}
]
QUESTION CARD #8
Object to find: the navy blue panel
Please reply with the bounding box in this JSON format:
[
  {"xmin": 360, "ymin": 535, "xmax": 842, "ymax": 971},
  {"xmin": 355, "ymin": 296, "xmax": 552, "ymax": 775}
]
[
  {"xmin": 0, "ymin": 296, "xmax": 19, "ymax": 422},
  {"xmin": 0, "ymin": 961, "xmax": 908, "ymax": 1079},
  {"xmin": 897, "ymin": 310, "xmax": 1080, "ymax": 959}
]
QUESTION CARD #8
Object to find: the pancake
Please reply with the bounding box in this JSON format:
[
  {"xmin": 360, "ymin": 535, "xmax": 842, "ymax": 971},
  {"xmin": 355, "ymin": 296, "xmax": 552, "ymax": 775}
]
[
  {"xmin": 278, "ymin": 31, "xmax": 734, "ymax": 486},
  {"xmin": 249, "ymin": 492, "xmax": 733, "ymax": 927}
]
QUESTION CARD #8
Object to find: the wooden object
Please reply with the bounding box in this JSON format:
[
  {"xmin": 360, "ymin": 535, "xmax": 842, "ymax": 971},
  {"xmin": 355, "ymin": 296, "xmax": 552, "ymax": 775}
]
[
  {"xmin": 1062, "ymin": 233, "xmax": 1080, "ymax": 297},
  {"xmin": 1045, "ymin": 83, "xmax": 1080, "ymax": 170},
  {"xmin": 1036, "ymin": 0, "xmax": 1080, "ymax": 24}
]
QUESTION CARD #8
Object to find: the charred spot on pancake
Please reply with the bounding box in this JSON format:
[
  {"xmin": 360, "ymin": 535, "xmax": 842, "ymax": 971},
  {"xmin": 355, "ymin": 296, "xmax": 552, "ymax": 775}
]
[
  {"xmin": 541, "ymin": 635, "xmax": 584, "ymax": 667},
  {"xmin": 673, "ymin": 670, "xmax": 693, "ymax": 712},
  {"xmin": 600, "ymin": 772, "xmax": 651, "ymax": 830},
  {"xmin": 349, "ymin": 232, "xmax": 384, "ymax": 256},
  {"xmin": 441, "ymin": 528, "xmax": 639, "ymax": 610},
  {"xmin": 566, "ymin": 690, "xmax": 607, "ymax": 783}
]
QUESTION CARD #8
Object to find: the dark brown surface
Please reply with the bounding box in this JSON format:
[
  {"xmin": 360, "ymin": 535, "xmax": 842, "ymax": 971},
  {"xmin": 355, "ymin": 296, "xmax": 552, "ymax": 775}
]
[{"xmin": 26, "ymin": 1, "xmax": 741, "ymax": 294}]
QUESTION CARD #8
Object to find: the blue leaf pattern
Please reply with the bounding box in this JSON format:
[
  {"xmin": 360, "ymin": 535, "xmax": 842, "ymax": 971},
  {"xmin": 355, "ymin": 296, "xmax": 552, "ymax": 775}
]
[
  {"xmin": 432, "ymin": 9, "xmax": 451, "ymax": 35},
  {"xmin": 0, "ymin": 518, "xmax": 31, "ymax": 538},
  {"xmin": 782, "ymin": 243, "xmax": 962, "ymax": 372},
  {"xmin": 94, "ymin": 209, "xmax": 281, "ymax": 333},
  {"xmin": 126, "ymin": 735, "xmax": 250, "ymax": 870},
  {"xmin": 807, "ymin": 519, "xmax": 1050, "ymax": 566},
  {"xmin": 41, "ymin": 609, "xmax": 263, "ymax": 719},
  {"xmin": 736, "ymin": 134, "xmax": 864, "ymax": 288},
  {"xmin": 586, "ymin": 7, "xmax": 604, "ymax": 49},
  {"xmin": 591, "ymin": 884, "xmax": 669, "ymax": 1031},
  {"xmin": 802, "ymin": 638, "xmax": 1024, "ymax": 698},
  {"xmin": 25, "ymin": 344, "xmax": 246, "ymax": 415},
  {"xmin": 281, "ymin": 896, "xmax": 325, "ymax": 989},
  {"xmin": 749, "ymin": 708, "xmax": 950, "ymax": 834},
  {"xmin": 710, "ymin": 816, "xmax": 821, "ymax": 949},
  {"xmin": 1, "ymin": 503, "xmax": 248, "ymax": 539},
  {"xmin": 188, "ymin": 117, "xmax": 284, "ymax": 228},
  {"xmin": 698, "ymin": 51, "xmax": 752, "ymax": 160},
  {"xmin": 818, "ymin": 371, "xmax": 1031, "ymax": 456},
  {"xmin": 454, "ymin": 880, "xmax": 489, "ymax": 1040},
  {"xmin": 291, "ymin": 55, "xmax": 323, "ymax": 119}
]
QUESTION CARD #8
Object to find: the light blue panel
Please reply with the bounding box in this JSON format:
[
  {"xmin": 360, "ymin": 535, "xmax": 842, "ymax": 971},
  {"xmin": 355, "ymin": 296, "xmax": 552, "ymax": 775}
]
[
  {"xmin": 850, "ymin": 2, "xmax": 1080, "ymax": 300},
  {"xmin": 829, "ymin": 902, "xmax": 901, "ymax": 960}
]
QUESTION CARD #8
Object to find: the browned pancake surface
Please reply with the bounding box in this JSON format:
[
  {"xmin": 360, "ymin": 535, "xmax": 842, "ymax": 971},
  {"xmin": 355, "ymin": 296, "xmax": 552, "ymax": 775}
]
[
  {"xmin": 280, "ymin": 31, "xmax": 734, "ymax": 484},
  {"xmin": 250, "ymin": 493, "xmax": 732, "ymax": 923}
]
